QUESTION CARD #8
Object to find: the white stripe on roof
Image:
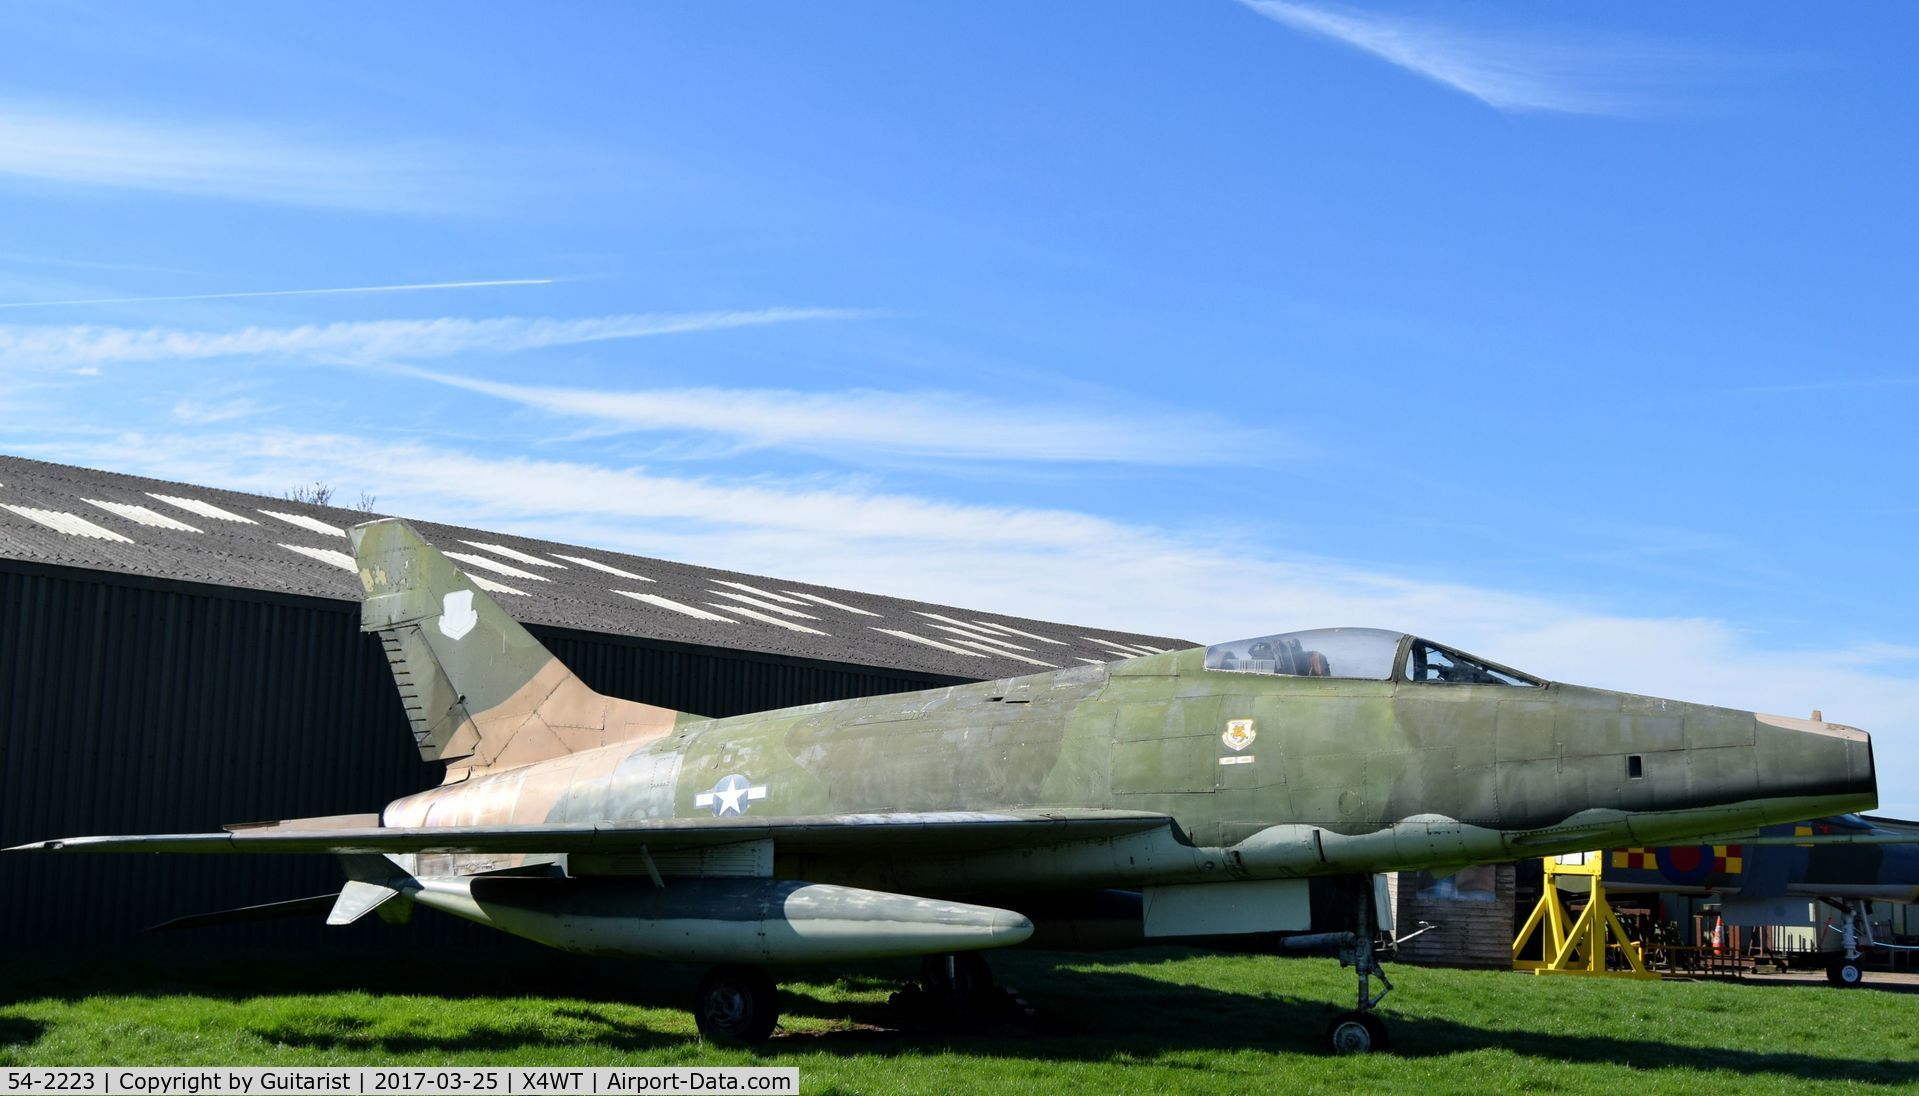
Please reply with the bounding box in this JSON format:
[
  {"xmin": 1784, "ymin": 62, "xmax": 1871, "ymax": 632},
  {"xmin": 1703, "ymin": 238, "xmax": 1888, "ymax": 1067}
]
[
  {"xmin": 2, "ymin": 504, "xmax": 133, "ymax": 542},
  {"xmin": 552, "ymin": 554, "xmax": 653, "ymax": 582},
  {"xmin": 85, "ymin": 499, "xmax": 201, "ymax": 532},
  {"xmin": 968, "ymin": 620, "xmax": 1070, "ymax": 646},
  {"xmin": 708, "ymin": 589, "xmax": 819, "ymax": 619},
  {"xmin": 914, "ymin": 610, "xmax": 987, "ymax": 630},
  {"xmin": 148, "ymin": 493, "xmax": 256, "ymax": 523},
  {"xmin": 711, "ymin": 580, "xmax": 809, "ymax": 606},
  {"xmin": 616, "ymin": 590, "xmax": 736, "ymax": 622},
  {"xmin": 462, "ymin": 541, "xmax": 565, "ymax": 568},
  {"xmin": 443, "ymin": 551, "xmax": 553, "ymax": 582},
  {"xmin": 923, "ymin": 618, "xmax": 1029, "ymax": 645},
  {"xmin": 707, "ymin": 602, "xmax": 828, "ymax": 635},
  {"xmin": 927, "ymin": 624, "xmax": 1034, "ymax": 651},
  {"xmin": 469, "ymin": 574, "xmax": 527, "ymax": 597},
  {"xmin": 259, "ymin": 510, "xmax": 346, "ymax": 537},
  {"xmin": 1083, "ymin": 637, "xmax": 1158, "ymax": 658},
  {"xmin": 784, "ymin": 591, "xmax": 883, "ymax": 617},
  {"xmin": 871, "ymin": 628, "xmax": 989, "ymax": 658},
  {"xmin": 278, "ymin": 543, "xmax": 357, "ymax": 572},
  {"xmin": 945, "ymin": 638, "xmax": 1055, "ymax": 667}
]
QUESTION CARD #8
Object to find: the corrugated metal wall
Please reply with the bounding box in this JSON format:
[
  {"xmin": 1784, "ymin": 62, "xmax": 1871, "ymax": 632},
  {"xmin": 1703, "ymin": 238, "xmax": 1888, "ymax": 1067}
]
[{"xmin": 0, "ymin": 560, "xmax": 966, "ymax": 955}]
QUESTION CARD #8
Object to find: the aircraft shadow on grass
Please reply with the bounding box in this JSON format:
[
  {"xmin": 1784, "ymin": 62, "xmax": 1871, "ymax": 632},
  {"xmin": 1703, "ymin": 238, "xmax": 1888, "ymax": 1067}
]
[
  {"xmin": 248, "ymin": 1010, "xmax": 684, "ymax": 1056},
  {"xmin": 0, "ymin": 1017, "xmax": 47, "ymax": 1048},
  {"xmin": 4, "ymin": 957, "xmax": 1912, "ymax": 1086}
]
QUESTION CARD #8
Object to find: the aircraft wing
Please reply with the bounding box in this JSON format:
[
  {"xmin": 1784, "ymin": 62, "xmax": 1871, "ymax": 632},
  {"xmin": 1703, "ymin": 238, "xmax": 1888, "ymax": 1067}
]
[
  {"xmin": 1721, "ymin": 833, "xmax": 1919, "ymax": 846},
  {"xmin": 1680, "ymin": 814, "xmax": 1919, "ymax": 847},
  {"xmin": 8, "ymin": 808, "xmax": 1176, "ymax": 856}
]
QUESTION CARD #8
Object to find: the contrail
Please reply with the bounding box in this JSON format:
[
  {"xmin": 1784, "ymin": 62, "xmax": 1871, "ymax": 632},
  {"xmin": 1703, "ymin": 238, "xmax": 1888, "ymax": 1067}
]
[{"xmin": 0, "ymin": 278, "xmax": 553, "ymax": 309}]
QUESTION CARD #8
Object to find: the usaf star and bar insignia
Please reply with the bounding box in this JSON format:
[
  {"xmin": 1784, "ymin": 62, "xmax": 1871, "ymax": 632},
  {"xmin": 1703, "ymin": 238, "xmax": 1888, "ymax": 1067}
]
[{"xmin": 694, "ymin": 773, "xmax": 769, "ymax": 817}]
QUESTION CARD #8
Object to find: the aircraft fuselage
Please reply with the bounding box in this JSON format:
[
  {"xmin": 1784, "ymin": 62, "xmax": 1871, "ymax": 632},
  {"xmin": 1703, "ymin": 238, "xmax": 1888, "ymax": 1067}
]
[{"xmin": 385, "ymin": 644, "xmax": 1875, "ymax": 893}]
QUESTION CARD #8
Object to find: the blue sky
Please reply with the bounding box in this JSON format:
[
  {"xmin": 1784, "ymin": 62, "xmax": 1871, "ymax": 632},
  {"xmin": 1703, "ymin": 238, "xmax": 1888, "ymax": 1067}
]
[{"xmin": 2, "ymin": 3, "xmax": 1915, "ymax": 812}]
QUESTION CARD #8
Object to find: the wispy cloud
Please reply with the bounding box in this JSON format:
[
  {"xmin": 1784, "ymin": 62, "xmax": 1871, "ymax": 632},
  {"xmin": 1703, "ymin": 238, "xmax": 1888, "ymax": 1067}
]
[
  {"xmin": 0, "ymin": 252, "xmax": 201, "ymax": 277},
  {"xmin": 1730, "ymin": 376, "xmax": 1919, "ymax": 396},
  {"xmin": 0, "ymin": 101, "xmax": 481, "ymax": 211},
  {"xmin": 0, "ymin": 308, "xmax": 865, "ymax": 371},
  {"xmin": 0, "ymin": 429, "xmax": 1647, "ymax": 634},
  {"xmin": 171, "ymin": 396, "xmax": 265, "ymax": 424},
  {"xmin": 1237, "ymin": 0, "xmax": 1699, "ymax": 115},
  {"xmin": 400, "ymin": 369, "xmax": 1263, "ymax": 464},
  {"xmin": 0, "ymin": 278, "xmax": 553, "ymax": 310}
]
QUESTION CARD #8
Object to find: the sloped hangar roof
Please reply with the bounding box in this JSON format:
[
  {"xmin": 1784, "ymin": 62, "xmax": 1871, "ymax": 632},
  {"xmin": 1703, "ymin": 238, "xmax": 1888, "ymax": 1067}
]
[{"xmin": 0, "ymin": 455, "xmax": 1193, "ymax": 679}]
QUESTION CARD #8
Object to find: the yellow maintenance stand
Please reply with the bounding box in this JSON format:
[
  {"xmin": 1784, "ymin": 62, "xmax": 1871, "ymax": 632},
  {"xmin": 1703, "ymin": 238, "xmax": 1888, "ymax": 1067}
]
[{"xmin": 1513, "ymin": 851, "xmax": 1661, "ymax": 979}]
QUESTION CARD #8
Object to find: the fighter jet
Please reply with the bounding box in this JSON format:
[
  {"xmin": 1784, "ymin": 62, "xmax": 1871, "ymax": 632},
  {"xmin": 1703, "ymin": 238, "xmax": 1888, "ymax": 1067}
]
[
  {"xmin": 1603, "ymin": 814, "xmax": 1919, "ymax": 986},
  {"xmin": 10, "ymin": 520, "xmax": 1880, "ymax": 1053}
]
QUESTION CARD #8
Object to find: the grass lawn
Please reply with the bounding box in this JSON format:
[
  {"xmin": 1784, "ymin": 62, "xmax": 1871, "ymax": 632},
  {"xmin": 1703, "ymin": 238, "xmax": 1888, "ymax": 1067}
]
[{"xmin": 2, "ymin": 949, "xmax": 1914, "ymax": 1094}]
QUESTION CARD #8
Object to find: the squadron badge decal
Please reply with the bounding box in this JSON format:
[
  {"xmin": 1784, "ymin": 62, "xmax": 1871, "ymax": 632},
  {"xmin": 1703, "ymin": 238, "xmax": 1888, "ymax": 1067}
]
[
  {"xmin": 438, "ymin": 590, "xmax": 478, "ymax": 640},
  {"xmin": 694, "ymin": 773, "xmax": 769, "ymax": 817},
  {"xmin": 1222, "ymin": 718, "xmax": 1256, "ymax": 752}
]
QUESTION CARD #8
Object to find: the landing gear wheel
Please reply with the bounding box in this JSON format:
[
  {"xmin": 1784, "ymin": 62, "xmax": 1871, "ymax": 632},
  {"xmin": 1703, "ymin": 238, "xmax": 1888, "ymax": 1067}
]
[
  {"xmin": 1325, "ymin": 1011, "xmax": 1389, "ymax": 1054},
  {"xmin": 1826, "ymin": 958, "xmax": 1865, "ymax": 988},
  {"xmin": 919, "ymin": 952, "xmax": 994, "ymax": 1014},
  {"xmin": 694, "ymin": 966, "xmax": 779, "ymax": 1045}
]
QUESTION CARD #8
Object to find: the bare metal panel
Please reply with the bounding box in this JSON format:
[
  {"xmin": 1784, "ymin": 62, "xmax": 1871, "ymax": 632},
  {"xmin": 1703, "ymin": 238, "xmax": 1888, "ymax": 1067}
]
[{"xmin": 1142, "ymin": 879, "xmax": 1313, "ymax": 936}]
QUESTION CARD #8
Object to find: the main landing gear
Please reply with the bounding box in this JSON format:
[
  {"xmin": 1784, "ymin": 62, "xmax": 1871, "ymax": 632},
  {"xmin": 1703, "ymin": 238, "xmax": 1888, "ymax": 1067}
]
[
  {"xmin": 919, "ymin": 951, "xmax": 995, "ymax": 1014},
  {"xmin": 891, "ymin": 951, "xmax": 1026, "ymax": 1027},
  {"xmin": 1324, "ymin": 877, "xmax": 1393, "ymax": 1054},
  {"xmin": 694, "ymin": 965, "xmax": 779, "ymax": 1045},
  {"xmin": 693, "ymin": 953, "xmax": 1011, "ymax": 1045}
]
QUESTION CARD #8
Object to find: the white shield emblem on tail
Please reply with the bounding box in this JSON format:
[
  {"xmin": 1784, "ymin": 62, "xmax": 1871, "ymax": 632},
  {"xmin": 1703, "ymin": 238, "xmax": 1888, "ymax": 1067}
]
[{"xmin": 438, "ymin": 590, "xmax": 478, "ymax": 640}]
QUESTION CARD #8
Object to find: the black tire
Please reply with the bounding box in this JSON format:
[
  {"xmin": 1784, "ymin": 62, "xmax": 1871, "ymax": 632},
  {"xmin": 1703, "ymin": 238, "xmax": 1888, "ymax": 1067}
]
[
  {"xmin": 1324, "ymin": 1010, "xmax": 1390, "ymax": 1054},
  {"xmin": 1826, "ymin": 958, "xmax": 1865, "ymax": 988},
  {"xmin": 919, "ymin": 952, "xmax": 994, "ymax": 1013},
  {"xmin": 694, "ymin": 966, "xmax": 779, "ymax": 1045}
]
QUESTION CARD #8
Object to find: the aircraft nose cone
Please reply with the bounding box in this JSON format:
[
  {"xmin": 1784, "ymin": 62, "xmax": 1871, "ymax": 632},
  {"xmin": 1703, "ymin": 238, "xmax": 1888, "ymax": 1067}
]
[{"xmin": 1754, "ymin": 712, "xmax": 1876, "ymax": 811}]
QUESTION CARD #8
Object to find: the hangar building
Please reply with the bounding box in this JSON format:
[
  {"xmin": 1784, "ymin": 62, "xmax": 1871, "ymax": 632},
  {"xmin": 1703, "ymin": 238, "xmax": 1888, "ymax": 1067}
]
[{"xmin": 0, "ymin": 454, "xmax": 1188, "ymax": 954}]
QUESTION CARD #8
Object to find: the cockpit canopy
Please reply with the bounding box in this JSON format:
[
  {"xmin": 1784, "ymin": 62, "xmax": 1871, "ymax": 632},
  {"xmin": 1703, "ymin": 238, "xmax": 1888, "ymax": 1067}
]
[{"xmin": 1204, "ymin": 627, "xmax": 1542, "ymax": 687}]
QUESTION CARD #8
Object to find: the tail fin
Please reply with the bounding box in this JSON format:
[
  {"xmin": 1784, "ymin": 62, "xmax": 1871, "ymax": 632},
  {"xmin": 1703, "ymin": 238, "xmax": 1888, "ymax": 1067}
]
[{"xmin": 351, "ymin": 519, "xmax": 685, "ymax": 780}]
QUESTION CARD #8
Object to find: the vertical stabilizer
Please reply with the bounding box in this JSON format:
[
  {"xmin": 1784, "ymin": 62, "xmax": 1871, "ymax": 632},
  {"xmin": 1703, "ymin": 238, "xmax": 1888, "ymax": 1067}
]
[{"xmin": 350, "ymin": 519, "xmax": 684, "ymax": 780}]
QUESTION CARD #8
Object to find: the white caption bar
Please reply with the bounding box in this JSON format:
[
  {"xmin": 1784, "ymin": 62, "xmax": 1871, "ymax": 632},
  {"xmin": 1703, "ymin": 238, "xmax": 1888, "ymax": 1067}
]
[{"xmin": 0, "ymin": 1068, "xmax": 798, "ymax": 1096}]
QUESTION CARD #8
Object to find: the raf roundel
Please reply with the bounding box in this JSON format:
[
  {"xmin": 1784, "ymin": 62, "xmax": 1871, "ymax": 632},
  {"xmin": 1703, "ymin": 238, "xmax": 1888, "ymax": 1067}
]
[{"xmin": 438, "ymin": 590, "xmax": 479, "ymax": 640}]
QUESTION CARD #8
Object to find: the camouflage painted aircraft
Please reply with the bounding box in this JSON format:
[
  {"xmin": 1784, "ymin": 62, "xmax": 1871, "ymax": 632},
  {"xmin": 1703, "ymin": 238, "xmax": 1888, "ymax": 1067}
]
[
  {"xmin": 11, "ymin": 520, "xmax": 1882, "ymax": 1052},
  {"xmin": 1604, "ymin": 814, "xmax": 1919, "ymax": 986}
]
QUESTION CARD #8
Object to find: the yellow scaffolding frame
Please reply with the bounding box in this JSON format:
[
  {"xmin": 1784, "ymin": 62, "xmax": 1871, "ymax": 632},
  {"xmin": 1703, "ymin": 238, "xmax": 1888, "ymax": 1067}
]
[{"xmin": 1513, "ymin": 851, "xmax": 1661, "ymax": 979}]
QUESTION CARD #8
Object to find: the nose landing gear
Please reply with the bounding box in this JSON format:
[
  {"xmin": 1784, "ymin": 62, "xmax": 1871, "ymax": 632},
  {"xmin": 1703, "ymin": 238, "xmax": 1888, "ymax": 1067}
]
[
  {"xmin": 1323, "ymin": 877, "xmax": 1393, "ymax": 1054},
  {"xmin": 1824, "ymin": 898, "xmax": 1871, "ymax": 988}
]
